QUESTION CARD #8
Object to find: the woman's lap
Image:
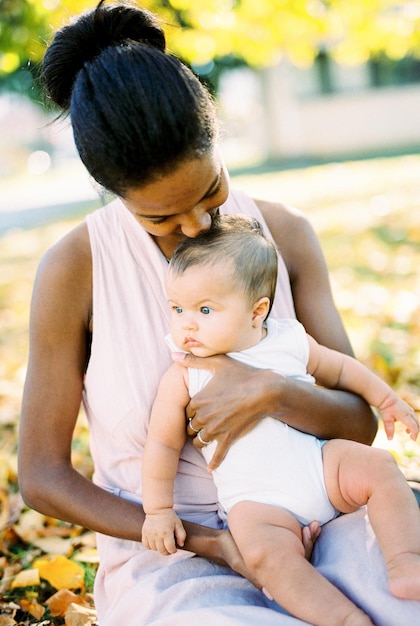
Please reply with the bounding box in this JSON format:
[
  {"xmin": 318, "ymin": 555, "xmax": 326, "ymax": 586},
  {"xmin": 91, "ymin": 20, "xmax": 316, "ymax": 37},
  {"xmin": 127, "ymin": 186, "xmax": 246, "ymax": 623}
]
[
  {"xmin": 95, "ymin": 508, "xmax": 420, "ymax": 626},
  {"xmin": 312, "ymin": 508, "xmax": 420, "ymax": 625}
]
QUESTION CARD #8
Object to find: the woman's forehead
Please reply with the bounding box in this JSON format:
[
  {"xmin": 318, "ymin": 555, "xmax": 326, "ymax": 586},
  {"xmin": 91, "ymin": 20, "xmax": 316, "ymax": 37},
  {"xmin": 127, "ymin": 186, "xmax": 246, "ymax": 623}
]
[{"xmin": 123, "ymin": 154, "xmax": 222, "ymax": 216}]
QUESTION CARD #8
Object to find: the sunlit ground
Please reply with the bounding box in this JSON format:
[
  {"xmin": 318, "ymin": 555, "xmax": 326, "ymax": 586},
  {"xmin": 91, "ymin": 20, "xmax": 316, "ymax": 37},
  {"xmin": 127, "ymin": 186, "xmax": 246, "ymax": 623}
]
[{"xmin": 0, "ymin": 154, "xmax": 419, "ymax": 491}]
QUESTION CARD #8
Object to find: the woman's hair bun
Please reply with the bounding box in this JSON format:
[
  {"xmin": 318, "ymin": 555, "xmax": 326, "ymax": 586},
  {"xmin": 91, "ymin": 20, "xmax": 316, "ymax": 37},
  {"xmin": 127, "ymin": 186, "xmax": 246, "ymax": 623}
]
[{"xmin": 42, "ymin": 0, "xmax": 166, "ymax": 110}]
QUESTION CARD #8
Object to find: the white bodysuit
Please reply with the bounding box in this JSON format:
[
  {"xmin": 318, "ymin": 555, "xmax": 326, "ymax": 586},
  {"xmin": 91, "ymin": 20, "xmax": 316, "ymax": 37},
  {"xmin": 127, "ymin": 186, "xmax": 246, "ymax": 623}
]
[{"xmin": 186, "ymin": 318, "xmax": 338, "ymax": 526}]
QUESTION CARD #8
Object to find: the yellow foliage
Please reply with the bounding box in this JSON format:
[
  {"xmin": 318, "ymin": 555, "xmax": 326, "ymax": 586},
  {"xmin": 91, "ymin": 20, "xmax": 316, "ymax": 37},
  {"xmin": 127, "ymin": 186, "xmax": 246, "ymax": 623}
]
[
  {"xmin": 11, "ymin": 568, "xmax": 40, "ymax": 589},
  {"xmin": 11, "ymin": 0, "xmax": 420, "ymax": 71},
  {"xmin": 0, "ymin": 53, "xmax": 20, "ymax": 74},
  {"xmin": 33, "ymin": 555, "xmax": 85, "ymax": 591}
]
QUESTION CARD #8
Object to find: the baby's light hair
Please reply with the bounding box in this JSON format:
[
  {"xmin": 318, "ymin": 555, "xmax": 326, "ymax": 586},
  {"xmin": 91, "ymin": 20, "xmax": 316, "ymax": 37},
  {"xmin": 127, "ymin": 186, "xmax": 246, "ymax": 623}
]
[{"xmin": 169, "ymin": 214, "xmax": 278, "ymax": 316}]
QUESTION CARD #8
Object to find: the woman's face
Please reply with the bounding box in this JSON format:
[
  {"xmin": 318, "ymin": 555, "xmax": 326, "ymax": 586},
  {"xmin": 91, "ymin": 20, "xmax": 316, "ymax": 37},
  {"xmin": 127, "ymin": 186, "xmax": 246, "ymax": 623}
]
[{"xmin": 122, "ymin": 151, "xmax": 230, "ymax": 256}]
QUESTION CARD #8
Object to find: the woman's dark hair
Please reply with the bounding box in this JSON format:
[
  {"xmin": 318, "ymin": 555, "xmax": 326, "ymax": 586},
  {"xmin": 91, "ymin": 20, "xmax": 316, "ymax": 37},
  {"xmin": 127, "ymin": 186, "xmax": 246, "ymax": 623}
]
[{"xmin": 41, "ymin": 0, "xmax": 218, "ymax": 195}]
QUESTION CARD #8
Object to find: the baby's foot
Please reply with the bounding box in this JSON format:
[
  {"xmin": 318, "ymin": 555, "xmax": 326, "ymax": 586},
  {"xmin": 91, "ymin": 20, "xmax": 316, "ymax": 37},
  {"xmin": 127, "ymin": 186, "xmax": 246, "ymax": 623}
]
[{"xmin": 388, "ymin": 552, "xmax": 420, "ymax": 600}]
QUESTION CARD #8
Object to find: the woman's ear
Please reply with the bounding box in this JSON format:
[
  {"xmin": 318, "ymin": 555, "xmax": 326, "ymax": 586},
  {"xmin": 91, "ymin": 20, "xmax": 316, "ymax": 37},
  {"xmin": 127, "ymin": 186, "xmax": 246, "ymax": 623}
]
[{"xmin": 252, "ymin": 297, "xmax": 270, "ymax": 327}]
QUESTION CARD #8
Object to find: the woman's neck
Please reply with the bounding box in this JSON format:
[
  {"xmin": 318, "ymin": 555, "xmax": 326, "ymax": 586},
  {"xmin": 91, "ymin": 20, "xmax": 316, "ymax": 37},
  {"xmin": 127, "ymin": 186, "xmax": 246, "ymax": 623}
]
[{"xmin": 151, "ymin": 234, "xmax": 186, "ymax": 262}]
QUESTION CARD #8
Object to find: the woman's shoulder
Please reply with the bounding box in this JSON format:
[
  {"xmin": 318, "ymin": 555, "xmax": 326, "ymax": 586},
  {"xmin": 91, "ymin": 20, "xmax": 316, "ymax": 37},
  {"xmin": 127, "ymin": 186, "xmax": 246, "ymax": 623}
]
[
  {"xmin": 252, "ymin": 197, "xmax": 319, "ymax": 275},
  {"xmin": 225, "ymin": 190, "xmax": 312, "ymax": 242},
  {"xmin": 40, "ymin": 221, "xmax": 91, "ymax": 277},
  {"xmin": 253, "ymin": 197, "xmax": 311, "ymax": 238},
  {"xmin": 36, "ymin": 221, "xmax": 92, "ymax": 321}
]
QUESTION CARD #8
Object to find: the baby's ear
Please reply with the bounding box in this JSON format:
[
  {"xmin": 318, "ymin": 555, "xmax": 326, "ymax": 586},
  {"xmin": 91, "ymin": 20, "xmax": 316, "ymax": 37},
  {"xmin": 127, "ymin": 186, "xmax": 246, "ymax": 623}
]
[{"xmin": 252, "ymin": 297, "xmax": 270, "ymax": 326}]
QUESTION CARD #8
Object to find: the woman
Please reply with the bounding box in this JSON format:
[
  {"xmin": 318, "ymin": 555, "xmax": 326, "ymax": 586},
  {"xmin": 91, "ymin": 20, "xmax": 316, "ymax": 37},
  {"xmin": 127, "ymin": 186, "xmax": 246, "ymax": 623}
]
[{"xmin": 19, "ymin": 2, "xmax": 417, "ymax": 624}]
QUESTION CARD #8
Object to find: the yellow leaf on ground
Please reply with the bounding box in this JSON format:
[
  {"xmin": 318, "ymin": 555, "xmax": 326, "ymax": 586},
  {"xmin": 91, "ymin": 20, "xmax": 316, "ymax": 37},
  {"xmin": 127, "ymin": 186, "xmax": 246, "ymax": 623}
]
[
  {"xmin": 0, "ymin": 490, "xmax": 9, "ymax": 531},
  {"xmin": 18, "ymin": 597, "xmax": 45, "ymax": 620},
  {"xmin": 65, "ymin": 603, "xmax": 97, "ymax": 626},
  {"xmin": 10, "ymin": 568, "xmax": 40, "ymax": 589},
  {"xmin": 33, "ymin": 555, "xmax": 85, "ymax": 591},
  {"xmin": 46, "ymin": 588, "xmax": 87, "ymax": 617}
]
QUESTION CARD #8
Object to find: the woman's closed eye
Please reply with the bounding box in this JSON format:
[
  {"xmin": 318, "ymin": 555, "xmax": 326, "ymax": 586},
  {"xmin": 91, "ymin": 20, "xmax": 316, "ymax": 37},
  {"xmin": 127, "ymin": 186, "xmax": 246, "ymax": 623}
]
[{"xmin": 142, "ymin": 215, "xmax": 169, "ymax": 225}]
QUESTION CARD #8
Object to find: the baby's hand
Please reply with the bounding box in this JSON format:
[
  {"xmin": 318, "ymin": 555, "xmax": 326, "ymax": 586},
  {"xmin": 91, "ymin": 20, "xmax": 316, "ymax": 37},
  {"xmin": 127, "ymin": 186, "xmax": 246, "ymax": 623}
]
[
  {"xmin": 142, "ymin": 510, "xmax": 186, "ymax": 555},
  {"xmin": 380, "ymin": 397, "xmax": 419, "ymax": 441}
]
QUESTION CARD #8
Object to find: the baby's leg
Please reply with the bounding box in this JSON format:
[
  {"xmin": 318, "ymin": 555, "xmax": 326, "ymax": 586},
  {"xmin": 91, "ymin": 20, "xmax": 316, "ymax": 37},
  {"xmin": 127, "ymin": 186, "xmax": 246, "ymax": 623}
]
[
  {"xmin": 228, "ymin": 501, "xmax": 373, "ymax": 626},
  {"xmin": 323, "ymin": 439, "xmax": 420, "ymax": 600}
]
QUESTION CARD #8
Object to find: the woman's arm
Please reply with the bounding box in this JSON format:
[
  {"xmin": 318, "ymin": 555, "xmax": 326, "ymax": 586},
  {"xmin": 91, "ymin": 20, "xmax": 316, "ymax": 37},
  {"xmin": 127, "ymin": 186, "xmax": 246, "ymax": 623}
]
[
  {"xmin": 258, "ymin": 200, "xmax": 352, "ymax": 352},
  {"xmin": 18, "ymin": 223, "xmax": 256, "ymax": 578},
  {"xmin": 19, "ymin": 224, "xmax": 147, "ymax": 539}
]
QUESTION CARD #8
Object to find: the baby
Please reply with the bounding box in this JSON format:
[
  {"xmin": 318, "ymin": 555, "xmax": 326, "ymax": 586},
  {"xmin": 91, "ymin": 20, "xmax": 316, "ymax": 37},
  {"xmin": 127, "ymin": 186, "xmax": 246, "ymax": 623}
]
[{"xmin": 142, "ymin": 214, "xmax": 420, "ymax": 626}]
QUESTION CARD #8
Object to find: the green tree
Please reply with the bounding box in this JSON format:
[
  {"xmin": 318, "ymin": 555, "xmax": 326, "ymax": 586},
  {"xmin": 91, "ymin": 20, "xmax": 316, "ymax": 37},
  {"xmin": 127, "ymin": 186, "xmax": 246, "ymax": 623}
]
[{"xmin": 2, "ymin": 0, "xmax": 420, "ymax": 96}]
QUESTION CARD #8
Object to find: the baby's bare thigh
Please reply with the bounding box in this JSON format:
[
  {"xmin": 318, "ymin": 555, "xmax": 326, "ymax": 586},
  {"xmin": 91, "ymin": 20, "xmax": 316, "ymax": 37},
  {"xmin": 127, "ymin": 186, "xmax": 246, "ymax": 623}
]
[{"xmin": 322, "ymin": 439, "xmax": 389, "ymax": 513}]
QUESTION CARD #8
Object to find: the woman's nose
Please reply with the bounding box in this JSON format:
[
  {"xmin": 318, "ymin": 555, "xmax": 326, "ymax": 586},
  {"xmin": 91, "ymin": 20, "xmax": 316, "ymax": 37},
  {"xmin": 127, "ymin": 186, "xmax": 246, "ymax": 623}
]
[{"xmin": 179, "ymin": 206, "xmax": 212, "ymax": 238}]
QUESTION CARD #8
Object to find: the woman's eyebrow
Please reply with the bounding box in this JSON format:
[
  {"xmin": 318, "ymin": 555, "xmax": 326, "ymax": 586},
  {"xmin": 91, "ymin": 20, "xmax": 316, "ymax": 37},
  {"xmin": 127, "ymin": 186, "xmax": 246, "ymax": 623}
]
[{"xmin": 136, "ymin": 171, "xmax": 222, "ymax": 219}]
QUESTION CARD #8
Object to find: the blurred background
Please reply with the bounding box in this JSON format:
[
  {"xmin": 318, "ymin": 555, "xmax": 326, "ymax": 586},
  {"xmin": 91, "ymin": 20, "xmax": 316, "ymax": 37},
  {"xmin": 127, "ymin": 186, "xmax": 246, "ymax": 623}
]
[
  {"xmin": 1, "ymin": 0, "xmax": 420, "ymax": 479},
  {"xmin": 0, "ymin": 2, "xmax": 420, "ymax": 620},
  {"xmin": 1, "ymin": 1, "xmax": 420, "ymax": 464},
  {"xmin": 3, "ymin": 0, "xmax": 420, "ymax": 216}
]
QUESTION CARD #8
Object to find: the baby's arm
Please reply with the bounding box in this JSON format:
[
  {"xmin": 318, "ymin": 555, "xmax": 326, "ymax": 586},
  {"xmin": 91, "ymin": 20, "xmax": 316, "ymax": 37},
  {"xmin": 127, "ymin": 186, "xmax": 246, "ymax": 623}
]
[
  {"xmin": 142, "ymin": 363, "xmax": 190, "ymax": 555},
  {"xmin": 307, "ymin": 335, "xmax": 419, "ymax": 441}
]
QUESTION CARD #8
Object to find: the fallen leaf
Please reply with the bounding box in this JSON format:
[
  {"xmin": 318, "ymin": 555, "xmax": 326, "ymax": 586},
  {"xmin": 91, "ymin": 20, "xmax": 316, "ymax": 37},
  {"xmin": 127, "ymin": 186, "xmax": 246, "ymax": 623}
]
[
  {"xmin": 0, "ymin": 617, "xmax": 17, "ymax": 626},
  {"xmin": 0, "ymin": 564, "xmax": 21, "ymax": 595},
  {"xmin": 32, "ymin": 536, "xmax": 75, "ymax": 555},
  {"xmin": 13, "ymin": 509, "xmax": 48, "ymax": 544},
  {"xmin": 46, "ymin": 589, "xmax": 87, "ymax": 617},
  {"xmin": 19, "ymin": 596, "xmax": 45, "ymax": 620},
  {"xmin": 73, "ymin": 548, "xmax": 99, "ymax": 564},
  {"xmin": 65, "ymin": 603, "xmax": 97, "ymax": 626},
  {"xmin": 10, "ymin": 568, "xmax": 40, "ymax": 589},
  {"xmin": 34, "ymin": 555, "xmax": 85, "ymax": 591},
  {"xmin": 0, "ymin": 600, "xmax": 19, "ymax": 624},
  {"xmin": 0, "ymin": 490, "xmax": 9, "ymax": 531},
  {"xmin": 72, "ymin": 531, "xmax": 97, "ymax": 550}
]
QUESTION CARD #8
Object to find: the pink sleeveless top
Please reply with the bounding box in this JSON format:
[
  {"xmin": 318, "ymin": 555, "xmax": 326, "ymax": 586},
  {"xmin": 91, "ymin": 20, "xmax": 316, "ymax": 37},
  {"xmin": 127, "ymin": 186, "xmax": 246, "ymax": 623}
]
[{"xmin": 84, "ymin": 188, "xmax": 296, "ymax": 517}]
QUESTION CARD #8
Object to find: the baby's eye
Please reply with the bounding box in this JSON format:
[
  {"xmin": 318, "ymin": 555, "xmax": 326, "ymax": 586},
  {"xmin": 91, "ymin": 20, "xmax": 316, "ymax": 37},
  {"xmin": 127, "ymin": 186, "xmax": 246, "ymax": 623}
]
[
  {"xmin": 173, "ymin": 306, "xmax": 183, "ymax": 314},
  {"xmin": 200, "ymin": 306, "xmax": 211, "ymax": 315}
]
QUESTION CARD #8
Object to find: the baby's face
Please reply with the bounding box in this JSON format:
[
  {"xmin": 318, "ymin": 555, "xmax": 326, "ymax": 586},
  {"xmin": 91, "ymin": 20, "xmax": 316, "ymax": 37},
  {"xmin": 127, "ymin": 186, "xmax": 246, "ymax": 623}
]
[{"xmin": 166, "ymin": 263, "xmax": 256, "ymax": 357}]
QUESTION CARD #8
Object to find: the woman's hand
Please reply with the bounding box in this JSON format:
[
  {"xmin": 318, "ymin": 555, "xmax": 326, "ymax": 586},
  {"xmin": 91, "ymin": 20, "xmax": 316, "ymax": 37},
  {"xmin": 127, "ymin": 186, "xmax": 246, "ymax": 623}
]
[
  {"xmin": 215, "ymin": 529, "xmax": 261, "ymax": 584},
  {"xmin": 173, "ymin": 352, "xmax": 284, "ymax": 470},
  {"xmin": 173, "ymin": 350, "xmax": 377, "ymax": 471}
]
